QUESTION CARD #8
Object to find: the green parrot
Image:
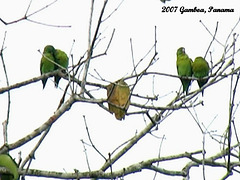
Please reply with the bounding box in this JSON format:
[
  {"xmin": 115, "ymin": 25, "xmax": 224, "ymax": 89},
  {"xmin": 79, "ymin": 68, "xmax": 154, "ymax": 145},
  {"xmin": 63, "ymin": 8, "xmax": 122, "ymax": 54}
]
[
  {"xmin": 54, "ymin": 49, "xmax": 69, "ymax": 87},
  {"xmin": 0, "ymin": 154, "xmax": 19, "ymax": 180},
  {"xmin": 176, "ymin": 47, "xmax": 193, "ymax": 94},
  {"xmin": 40, "ymin": 45, "xmax": 56, "ymax": 89},
  {"xmin": 192, "ymin": 56, "xmax": 210, "ymax": 95}
]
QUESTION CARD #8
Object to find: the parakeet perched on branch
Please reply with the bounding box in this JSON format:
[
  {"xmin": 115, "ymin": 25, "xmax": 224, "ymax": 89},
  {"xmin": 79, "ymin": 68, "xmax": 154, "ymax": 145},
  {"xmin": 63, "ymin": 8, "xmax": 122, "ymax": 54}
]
[
  {"xmin": 176, "ymin": 47, "xmax": 193, "ymax": 94},
  {"xmin": 192, "ymin": 56, "xmax": 210, "ymax": 95},
  {"xmin": 54, "ymin": 49, "xmax": 69, "ymax": 87},
  {"xmin": 0, "ymin": 154, "xmax": 19, "ymax": 180},
  {"xmin": 40, "ymin": 45, "xmax": 56, "ymax": 89},
  {"xmin": 107, "ymin": 79, "xmax": 130, "ymax": 120}
]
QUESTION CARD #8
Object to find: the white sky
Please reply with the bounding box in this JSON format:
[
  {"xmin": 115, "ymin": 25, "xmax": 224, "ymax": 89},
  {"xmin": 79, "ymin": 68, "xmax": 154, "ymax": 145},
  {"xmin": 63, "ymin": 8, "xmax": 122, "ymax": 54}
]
[{"xmin": 0, "ymin": 0, "xmax": 240, "ymax": 179}]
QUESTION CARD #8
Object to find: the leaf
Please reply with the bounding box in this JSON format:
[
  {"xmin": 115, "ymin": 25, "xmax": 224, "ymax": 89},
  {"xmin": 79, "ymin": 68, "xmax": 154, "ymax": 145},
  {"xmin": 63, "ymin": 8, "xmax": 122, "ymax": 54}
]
[{"xmin": 107, "ymin": 79, "xmax": 130, "ymax": 120}]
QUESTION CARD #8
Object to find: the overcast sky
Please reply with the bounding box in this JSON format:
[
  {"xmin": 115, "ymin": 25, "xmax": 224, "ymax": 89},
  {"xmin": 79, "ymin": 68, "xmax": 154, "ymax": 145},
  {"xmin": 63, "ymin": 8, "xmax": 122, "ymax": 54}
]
[{"xmin": 0, "ymin": 0, "xmax": 240, "ymax": 179}]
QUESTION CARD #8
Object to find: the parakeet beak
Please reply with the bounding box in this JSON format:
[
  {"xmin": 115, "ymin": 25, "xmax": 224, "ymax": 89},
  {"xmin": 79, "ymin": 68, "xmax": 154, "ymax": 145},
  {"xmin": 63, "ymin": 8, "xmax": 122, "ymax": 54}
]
[{"xmin": 182, "ymin": 48, "xmax": 185, "ymax": 53}]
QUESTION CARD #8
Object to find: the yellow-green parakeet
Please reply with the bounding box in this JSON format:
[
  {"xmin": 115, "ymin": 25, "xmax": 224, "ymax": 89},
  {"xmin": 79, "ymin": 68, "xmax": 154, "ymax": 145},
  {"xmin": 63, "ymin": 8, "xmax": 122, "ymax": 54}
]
[
  {"xmin": 0, "ymin": 154, "xmax": 19, "ymax": 180},
  {"xmin": 192, "ymin": 56, "xmax": 210, "ymax": 95},
  {"xmin": 107, "ymin": 79, "xmax": 130, "ymax": 120},
  {"xmin": 176, "ymin": 47, "xmax": 193, "ymax": 94},
  {"xmin": 54, "ymin": 49, "xmax": 69, "ymax": 87},
  {"xmin": 40, "ymin": 45, "xmax": 56, "ymax": 89}
]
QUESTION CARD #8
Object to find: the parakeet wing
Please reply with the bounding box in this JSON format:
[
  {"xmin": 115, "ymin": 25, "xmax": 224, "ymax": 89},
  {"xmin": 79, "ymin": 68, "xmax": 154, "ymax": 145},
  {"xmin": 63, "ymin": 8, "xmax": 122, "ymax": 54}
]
[
  {"xmin": 192, "ymin": 56, "xmax": 210, "ymax": 95},
  {"xmin": 176, "ymin": 47, "xmax": 193, "ymax": 94},
  {"xmin": 54, "ymin": 49, "xmax": 69, "ymax": 69},
  {"xmin": 40, "ymin": 53, "xmax": 55, "ymax": 89},
  {"xmin": 40, "ymin": 53, "xmax": 55, "ymax": 74},
  {"xmin": 40, "ymin": 45, "xmax": 56, "ymax": 89},
  {"xmin": 54, "ymin": 49, "xmax": 69, "ymax": 87}
]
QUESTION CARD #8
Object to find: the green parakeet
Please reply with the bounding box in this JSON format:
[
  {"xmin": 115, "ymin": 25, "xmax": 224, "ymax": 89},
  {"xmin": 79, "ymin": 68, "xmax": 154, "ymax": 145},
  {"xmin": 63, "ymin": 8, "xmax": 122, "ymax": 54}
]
[
  {"xmin": 176, "ymin": 47, "xmax": 193, "ymax": 94},
  {"xmin": 54, "ymin": 49, "xmax": 69, "ymax": 87},
  {"xmin": 40, "ymin": 45, "xmax": 56, "ymax": 89},
  {"xmin": 0, "ymin": 154, "xmax": 19, "ymax": 180},
  {"xmin": 192, "ymin": 56, "xmax": 210, "ymax": 95}
]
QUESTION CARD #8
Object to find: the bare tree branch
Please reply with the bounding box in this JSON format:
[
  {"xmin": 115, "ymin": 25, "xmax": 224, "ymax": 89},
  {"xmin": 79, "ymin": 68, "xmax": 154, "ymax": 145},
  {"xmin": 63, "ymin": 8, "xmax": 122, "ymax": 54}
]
[{"xmin": 0, "ymin": 31, "xmax": 11, "ymax": 144}]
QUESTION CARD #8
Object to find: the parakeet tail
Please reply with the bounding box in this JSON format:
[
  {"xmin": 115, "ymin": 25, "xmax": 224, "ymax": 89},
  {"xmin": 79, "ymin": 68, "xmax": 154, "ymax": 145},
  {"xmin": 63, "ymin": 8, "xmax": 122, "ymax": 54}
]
[
  {"xmin": 181, "ymin": 79, "xmax": 191, "ymax": 95},
  {"xmin": 42, "ymin": 78, "xmax": 47, "ymax": 89},
  {"xmin": 54, "ymin": 75, "xmax": 61, "ymax": 88}
]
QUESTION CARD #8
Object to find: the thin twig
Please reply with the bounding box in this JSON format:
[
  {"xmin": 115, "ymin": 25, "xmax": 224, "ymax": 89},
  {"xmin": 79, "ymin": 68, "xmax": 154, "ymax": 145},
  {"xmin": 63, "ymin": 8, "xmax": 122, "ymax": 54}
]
[
  {"xmin": 80, "ymin": 0, "xmax": 109, "ymax": 95},
  {"xmin": 83, "ymin": 116, "xmax": 106, "ymax": 160},
  {"xmin": 0, "ymin": 95, "xmax": 76, "ymax": 153},
  {"xmin": 226, "ymin": 33, "xmax": 239, "ymax": 172},
  {"xmin": 0, "ymin": 0, "xmax": 71, "ymax": 28},
  {"xmin": 20, "ymin": 127, "xmax": 52, "ymax": 178},
  {"xmin": 199, "ymin": 20, "xmax": 224, "ymax": 47},
  {"xmin": 102, "ymin": 0, "xmax": 125, "ymax": 22},
  {"xmin": 80, "ymin": 139, "xmax": 92, "ymax": 171},
  {"xmin": 0, "ymin": 31, "xmax": 11, "ymax": 144},
  {"xmin": 153, "ymin": 135, "xmax": 165, "ymax": 180},
  {"xmin": 204, "ymin": 21, "xmax": 218, "ymax": 59}
]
